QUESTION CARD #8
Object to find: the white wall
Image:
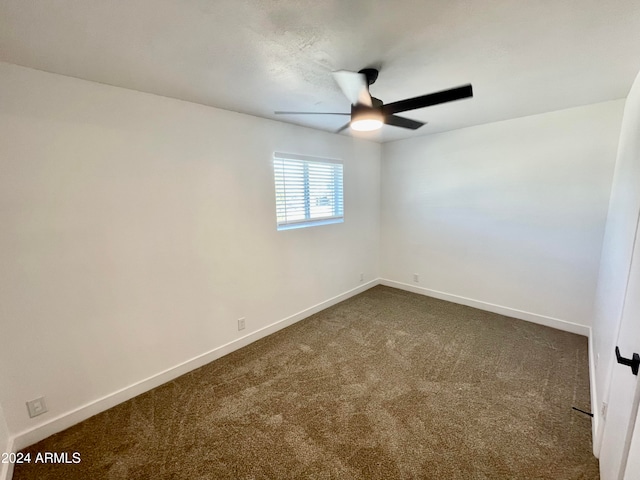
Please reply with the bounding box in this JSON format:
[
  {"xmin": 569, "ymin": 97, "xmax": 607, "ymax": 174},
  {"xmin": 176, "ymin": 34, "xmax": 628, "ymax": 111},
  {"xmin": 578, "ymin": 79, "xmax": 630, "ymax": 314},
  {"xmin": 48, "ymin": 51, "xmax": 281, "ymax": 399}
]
[
  {"xmin": 592, "ymin": 70, "xmax": 640, "ymax": 454},
  {"xmin": 381, "ymin": 101, "xmax": 624, "ymax": 329},
  {"xmin": 0, "ymin": 62, "xmax": 381, "ymax": 439}
]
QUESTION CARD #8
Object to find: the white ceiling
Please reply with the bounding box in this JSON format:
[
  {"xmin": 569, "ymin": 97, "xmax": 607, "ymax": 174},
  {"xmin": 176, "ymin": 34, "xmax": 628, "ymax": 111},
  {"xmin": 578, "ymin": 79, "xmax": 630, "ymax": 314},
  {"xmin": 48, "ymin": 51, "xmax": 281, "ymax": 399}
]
[{"xmin": 1, "ymin": 0, "xmax": 640, "ymax": 142}]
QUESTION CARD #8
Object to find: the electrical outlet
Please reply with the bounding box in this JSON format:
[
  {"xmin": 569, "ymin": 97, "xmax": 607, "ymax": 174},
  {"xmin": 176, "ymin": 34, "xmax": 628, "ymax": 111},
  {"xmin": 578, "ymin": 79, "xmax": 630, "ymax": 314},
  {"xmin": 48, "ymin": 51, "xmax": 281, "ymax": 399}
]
[
  {"xmin": 238, "ymin": 317, "xmax": 246, "ymax": 331},
  {"xmin": 360, "ymin": 272, "xmax": 364, "ymax": 282},
  {"xmin": 601, "ymin": 402, "xmax": 608, "ymax": 418},
  {"xmin": 26, "ymin": 397, "xmax": 47, "ymax": 418},
  {"xmin": 413, "ymin": 273, "xmax": 419, "ymax": 283}
]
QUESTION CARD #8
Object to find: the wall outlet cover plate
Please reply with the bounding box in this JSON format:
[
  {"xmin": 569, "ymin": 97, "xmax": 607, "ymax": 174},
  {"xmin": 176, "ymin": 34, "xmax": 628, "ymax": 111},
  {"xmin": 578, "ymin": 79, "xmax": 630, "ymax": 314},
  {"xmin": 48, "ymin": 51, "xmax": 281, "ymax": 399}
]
[{"xmin": 26, "ymin": 397, "xmax": 47, "ymax": 418}]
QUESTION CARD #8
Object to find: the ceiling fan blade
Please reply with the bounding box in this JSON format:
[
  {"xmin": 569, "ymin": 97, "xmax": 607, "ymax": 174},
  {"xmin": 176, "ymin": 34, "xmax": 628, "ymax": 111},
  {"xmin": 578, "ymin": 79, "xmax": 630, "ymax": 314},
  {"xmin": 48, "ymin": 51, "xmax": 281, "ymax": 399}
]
[
  {"xmin": 274, "ymin": 111, "xmax": 350, "ymax": 115},
  {"xmin": 384, "ymin": 115, "xmax": 425, "ymax": 130},
  {"xmin": 332, "ymin": 70, "xmax": 372, "ymax": 107},
  {"xmin": 382, "ymin": 84, "xmax": 473, "ymax": 115},
  {"xmin": 335, "ymin": 122, "xmax": 351, "ymax": 133}
]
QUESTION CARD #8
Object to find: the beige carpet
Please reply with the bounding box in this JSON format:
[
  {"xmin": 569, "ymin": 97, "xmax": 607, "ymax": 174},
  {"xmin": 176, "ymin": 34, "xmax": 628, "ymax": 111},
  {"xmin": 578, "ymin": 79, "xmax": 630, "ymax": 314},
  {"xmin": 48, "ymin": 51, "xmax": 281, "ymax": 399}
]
[{"xmin": 13, "ymin": 286, "xmax": 598, "ymax": 479}]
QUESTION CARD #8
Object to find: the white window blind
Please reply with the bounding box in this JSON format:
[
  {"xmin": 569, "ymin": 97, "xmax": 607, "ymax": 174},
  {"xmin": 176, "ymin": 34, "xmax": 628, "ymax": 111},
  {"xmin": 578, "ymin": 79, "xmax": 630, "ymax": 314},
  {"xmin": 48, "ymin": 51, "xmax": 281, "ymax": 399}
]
[{"xmin": 273, "ymin": 152, "xmax": 344, "ymax": 230}]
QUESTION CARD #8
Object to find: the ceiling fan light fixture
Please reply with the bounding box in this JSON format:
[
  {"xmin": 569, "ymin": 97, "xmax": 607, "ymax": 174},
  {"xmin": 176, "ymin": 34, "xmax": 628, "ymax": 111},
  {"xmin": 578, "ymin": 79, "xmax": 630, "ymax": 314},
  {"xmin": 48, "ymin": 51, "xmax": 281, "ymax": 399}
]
[{"xmin": 350, "ymin": 109, "xmax": 383, "ymax": 131}]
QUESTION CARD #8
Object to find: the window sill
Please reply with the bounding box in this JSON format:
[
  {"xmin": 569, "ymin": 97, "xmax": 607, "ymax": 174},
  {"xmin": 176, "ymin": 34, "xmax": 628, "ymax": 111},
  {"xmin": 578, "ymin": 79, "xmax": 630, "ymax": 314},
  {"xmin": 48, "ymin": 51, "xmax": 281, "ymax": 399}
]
[{"xmin": 277, "ymin": 217, "xmax": 344, "ymax": 231}]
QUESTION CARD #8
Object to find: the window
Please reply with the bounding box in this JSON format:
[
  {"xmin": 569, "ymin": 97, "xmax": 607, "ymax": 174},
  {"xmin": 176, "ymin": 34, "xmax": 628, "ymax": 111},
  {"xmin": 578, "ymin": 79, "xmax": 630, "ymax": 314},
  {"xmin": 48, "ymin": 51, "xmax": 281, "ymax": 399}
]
[{"xmin": 273, "ymin": 152, "xmax": 344, "ymax": 230}]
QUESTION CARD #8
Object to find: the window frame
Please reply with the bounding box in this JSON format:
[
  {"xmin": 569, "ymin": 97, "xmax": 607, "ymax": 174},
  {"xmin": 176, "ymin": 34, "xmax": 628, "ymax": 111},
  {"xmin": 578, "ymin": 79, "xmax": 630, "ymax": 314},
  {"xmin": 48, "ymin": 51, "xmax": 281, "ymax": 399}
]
[{"xmin": 272, "ymin": 152, "xmax": 344, "ymax": 231}]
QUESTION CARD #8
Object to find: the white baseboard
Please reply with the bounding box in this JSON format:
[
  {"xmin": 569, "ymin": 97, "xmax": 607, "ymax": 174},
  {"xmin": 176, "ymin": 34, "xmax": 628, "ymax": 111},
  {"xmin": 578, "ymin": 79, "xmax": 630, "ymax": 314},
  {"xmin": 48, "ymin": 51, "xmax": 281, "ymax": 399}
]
[
  {"xmin": 588, "ymin": 329, "xmax": 601, "ymax": 458},
  {"xmin": 0, "ymin": 437, "xmax": 15, "ymax": 480},
  {"xmin": 379, "ymin": 279, "xmax": 590, "ymax": 337},
  {"xmin": 10, "ymin": 280, "xmax": 379, "ymax": 455}
]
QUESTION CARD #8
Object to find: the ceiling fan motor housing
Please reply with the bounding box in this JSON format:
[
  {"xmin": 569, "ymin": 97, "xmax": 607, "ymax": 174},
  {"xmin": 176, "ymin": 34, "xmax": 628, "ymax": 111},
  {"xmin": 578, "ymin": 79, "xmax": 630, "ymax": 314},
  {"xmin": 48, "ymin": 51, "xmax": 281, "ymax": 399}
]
[
  {"xmin": 351, "ymin": 99, "xmax": 382, "ymax": 116},
  {"xmin": 358, "ymin": 68, "xmax": 379, "ymax": 86}
]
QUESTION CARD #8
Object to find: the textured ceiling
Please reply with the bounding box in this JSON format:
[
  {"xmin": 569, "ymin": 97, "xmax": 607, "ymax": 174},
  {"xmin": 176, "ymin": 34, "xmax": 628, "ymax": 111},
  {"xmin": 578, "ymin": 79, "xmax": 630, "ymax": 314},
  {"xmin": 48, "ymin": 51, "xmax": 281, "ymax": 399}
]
[{"xmin": 1, "ymin": 0, "xmax": 640, "ymax": 142}]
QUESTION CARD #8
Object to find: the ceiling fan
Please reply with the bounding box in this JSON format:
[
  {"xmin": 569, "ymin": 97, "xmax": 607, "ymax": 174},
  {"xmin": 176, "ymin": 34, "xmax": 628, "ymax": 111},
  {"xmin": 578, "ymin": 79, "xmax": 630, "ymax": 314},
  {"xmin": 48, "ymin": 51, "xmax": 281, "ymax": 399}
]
[{"xmin": 275, "ymin": 68, "xmax": 473, "ymax": 133}]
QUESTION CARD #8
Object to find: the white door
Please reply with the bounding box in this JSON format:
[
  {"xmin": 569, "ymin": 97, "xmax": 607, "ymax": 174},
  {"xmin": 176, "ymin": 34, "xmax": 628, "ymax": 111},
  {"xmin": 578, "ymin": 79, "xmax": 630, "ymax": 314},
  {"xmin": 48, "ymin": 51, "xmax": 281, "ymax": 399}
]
[
  {"xmin": 599, "ymin": 215, "xmax": 640, "ymax": 479},
  {"xmin": 620, "ymin": 229, "xmax": 640, "ymax": 480},
  {"xmin": 624, "ymin": 405, "xmax": 640, "ymax": 480},
  {"xmin": 596, "ymin": 65, "xmax": 640, "ymax": 480}
]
